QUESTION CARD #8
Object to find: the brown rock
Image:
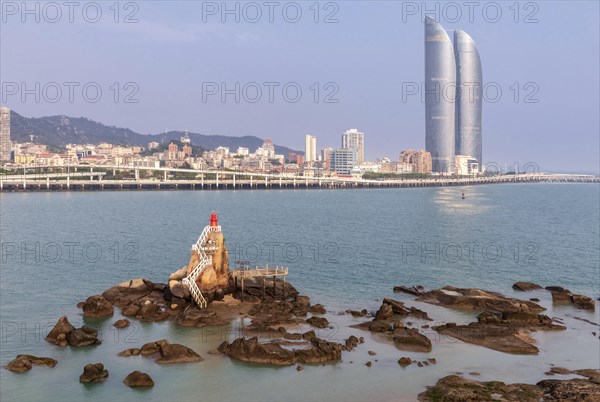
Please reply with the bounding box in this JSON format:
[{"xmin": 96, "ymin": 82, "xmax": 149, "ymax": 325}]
[
  {"xmin": 45, "ymin": 316, "xmax": 75, "ymax": 345},
  {"xmin": 368, "ymin": 321, "xmax": 392, "ymax": 333},
  {"xmin": 80, "ymin": 295, "xmax": 114, "ymax": 318},
  {"xmin": 121, "ymin": 304, "xmax": 140, "ymax": 317},
  {"xmin": 382, "ymin": 298, "xmax": 406, "ymax": 314},
  {"xmin": 572, "ymin": 294, "xmax": 596, "ymax": 310},
  {"xmin": 113, "ymin": 319, "xmax": 130, "ymax": 329},
  {"xmin": 393, "ymin": 285, "xmax": 425, "ymax": 296},
  {"xmin": 308, "ymin": 304, "xmax": 327, "ymax": 314},
  {"xmin": 512, "ymin": 281, "xmax": 543, "ymax": 291},
  {"xmin": 418, "ymin": 375, "xmax": 542, "ymax": 401},
  {"xmin": 433, "ymin": 323, "xmax": 539, "ymax": 354},
  {"xmin": 5, "ymin": 356, "xmax": 32, "ymax": 372},
  {"xmin": 365, "ymin": 361, "xmax": 372, "ymax": 367},
  {"xmin": 156, "ymin": 343, "xmax": 202, "ymax": 364},
  {"xmin": 218, "ymin": 337, "xmax": 296, "ymax": 365},
  {"xmin": 79, "ymin": 363, "xmax": 108, "ymax": 384},
  {"xmin": 417, "ymin": 286, "xmax": 545, "ymax": 313},
  {"xmin": 118, "ymin": 348, "xmax": 141, "ymax": 357},
  {"xmin": 168, "ymin": 281, "xmax": 190, "ymax": 300},
  {"xmin": 102, "ymin": 279, "xmax": 154, "ymax": 308},
  {"xmin": 398, "ymin": 357, "xmax": 411, "ymax": 366},
  {"xmin": 551, "ymin": 289, "xmax": 574, "ymax": 303},
  {"xmin": 295, "ymin": 338, "xmax": 343, "ymax": 364},
  {"xmin": 348, "ymin": 309, "xmax": 368, "ymax": 317},
  {"xmin": 141, "ymin": 341, "xmax": 162, "ymax": 356},
  {"xmin": 345, "ymin": 335, "xmax": 359, "ymax": 350},
  {"xmin": 68, "ymin": 326, "xmax": 101, "ymax": 347},
  {"xmin": 374, "ymin": 303, "xmax": 394, "ymax": 320},
  {"xmin": 393, "ymin": 328, "xmax": 432, "ymax": 352},
  {"xmin": 306, "ymin": 316, "xmax": 329, "ymax": 329},
  {"xmin": 123, "ymin": 370, "xmax": 154, "ymax": 387}
]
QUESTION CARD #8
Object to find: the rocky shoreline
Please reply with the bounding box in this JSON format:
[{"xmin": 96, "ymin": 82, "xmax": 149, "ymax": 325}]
[{"xmin": 4, "ymin": 265, "xmax": 599, "ymax": 399}]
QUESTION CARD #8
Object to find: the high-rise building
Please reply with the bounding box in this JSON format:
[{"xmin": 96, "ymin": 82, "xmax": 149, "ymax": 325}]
[
  {"xmin": 424, "ymin": 17, "xmax": 482, "ymax": 173},
  {"xmin": 341, "ymin": 129, "xmax": 364, "ymax": 163},
  {"xmin": 330, "ymin": 148, "xmax": 358, "ymax": 175},
  {"xmin": 454, "ymin": 29, "xmax": 482, "ymax": 165},
  {"xmin": 305, "ymin": 134, "xmax": 317, "ymax": 162},
  {"xmin": 425, "ymin": 16, "xmax": 456, "ymax": 173},
  {"xmin": 0, "ymin": 107, "xmax": 12, "ymax": 162}
]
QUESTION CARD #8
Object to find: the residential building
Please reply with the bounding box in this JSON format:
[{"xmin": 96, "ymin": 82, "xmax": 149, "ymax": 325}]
[
  {"xmin": 0, "ymin": 107, "xmax": 12, "ymax": 162},
  {"xmin": 305, "ymin": 134, "xmax": 317, "ymax": 162},
  {"xmin": 341, "ymin": 129, "xmax": 364, "ymax": 164}
]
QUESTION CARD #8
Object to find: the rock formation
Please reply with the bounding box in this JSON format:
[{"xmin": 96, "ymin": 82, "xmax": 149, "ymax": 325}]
[
  {"xmin": 45, "ymin": 316, "xmax": 101, "ymax": 347},
  {"xmin": 79, "ymin": 363, "xmax": 108, "ymax": 384},
  {"xmin": 123, "ymin": 371, "xmax": 154, "ymax": 387},
  {"xmin": 78, "ymin": 295, "xmax": 114, "ymax": 318},
  {"xmin": 218, "ymin": 336, "xmax": 343, "ymax": 366},
  {"xmin": 137, "ymin": 339, "xmax": 202, "ymax": 364},
  {"xmin": 4, "ymin": 355, "xmax": 57, "ymax": 373},
  {"xmin": 512, "ymin": 281, "xmax": 543, "ymax": 291},
  {"xmin": 418, "ymin": 369, "xmax": 600, "ymax": 402}
]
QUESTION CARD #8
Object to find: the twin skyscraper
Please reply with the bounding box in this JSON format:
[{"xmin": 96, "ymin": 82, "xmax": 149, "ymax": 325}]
[{"xmin": 425, "ymin": 16, "xmax": 482, "ymax": 173}]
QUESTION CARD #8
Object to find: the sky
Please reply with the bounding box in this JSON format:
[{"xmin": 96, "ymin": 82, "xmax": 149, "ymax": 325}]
[{"xmin": 1, "ymin": 1, "xmax": 599, "ymax": 173}]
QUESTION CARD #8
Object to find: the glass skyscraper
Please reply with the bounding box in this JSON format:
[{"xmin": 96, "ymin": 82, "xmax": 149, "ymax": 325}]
[
  {"xmin": 454, "ymin": 29, "xmax": 483, "ymax": 166},
  {"xmin": 424, "ymin": 17, "xmax": 482, "ymax": 173},
  {"xmin": 424, "ymin": 16, "xmax": 456, "ymax": 173}
]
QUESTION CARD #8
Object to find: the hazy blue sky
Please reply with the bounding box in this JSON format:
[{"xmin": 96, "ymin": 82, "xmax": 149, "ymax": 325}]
[{"xmin": 1, "ymin": 1, "xmax": 599, "ymax": 173}]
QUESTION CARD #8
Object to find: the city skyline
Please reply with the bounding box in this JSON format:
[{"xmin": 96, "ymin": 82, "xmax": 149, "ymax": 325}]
[{"xmin": 1, "ymin": 3, "xmax": 598, "ymax": 173}]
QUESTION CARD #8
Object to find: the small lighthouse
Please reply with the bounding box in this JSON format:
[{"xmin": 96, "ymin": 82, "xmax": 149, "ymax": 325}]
[{"xmin": 210, "ymin": 211, "xmax": 219, "ymax": 227}]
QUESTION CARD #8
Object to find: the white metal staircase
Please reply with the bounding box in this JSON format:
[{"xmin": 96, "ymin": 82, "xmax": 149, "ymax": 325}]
[{"xmin": 182, "ymin": 224, "xmax": 221, "ymax": 309}]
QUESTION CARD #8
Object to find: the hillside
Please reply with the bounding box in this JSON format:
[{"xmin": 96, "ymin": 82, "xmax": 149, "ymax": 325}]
[{"xmin": 8, "ymin": 110, "xmax": 302, "ymax": 156}]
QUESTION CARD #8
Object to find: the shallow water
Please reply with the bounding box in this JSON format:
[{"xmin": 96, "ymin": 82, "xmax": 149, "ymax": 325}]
[{"xmin": 1, "ymin": 184, "xmax": 599, "ymax": 401}]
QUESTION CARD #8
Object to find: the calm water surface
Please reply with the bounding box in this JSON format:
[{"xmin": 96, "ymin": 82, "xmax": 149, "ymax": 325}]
[{"xmin": 1, "ymin": 184, "xmax": 599, "ymax": 401}]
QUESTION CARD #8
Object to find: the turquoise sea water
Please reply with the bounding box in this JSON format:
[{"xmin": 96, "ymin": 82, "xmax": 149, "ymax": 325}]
[{"xmin": 1, "ymin": 184, "xmax": 599, "ymax": 401}]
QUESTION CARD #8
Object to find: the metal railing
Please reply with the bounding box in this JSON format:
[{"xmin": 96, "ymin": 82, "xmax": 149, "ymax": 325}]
[{"xmin": 182, "ymin": 224, "xmax": 221, "ymax": 309}]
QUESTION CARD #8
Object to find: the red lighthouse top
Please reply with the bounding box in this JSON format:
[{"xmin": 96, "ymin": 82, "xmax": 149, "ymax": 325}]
[{"xmin": 209, "ymin": 212, "xmax": 218, "ymax": 227}]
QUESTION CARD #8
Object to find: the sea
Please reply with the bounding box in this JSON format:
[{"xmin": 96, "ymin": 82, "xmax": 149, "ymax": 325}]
[{"xmin": 1, "ymin": 183, "xmax": 599, "ymax": 401}]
